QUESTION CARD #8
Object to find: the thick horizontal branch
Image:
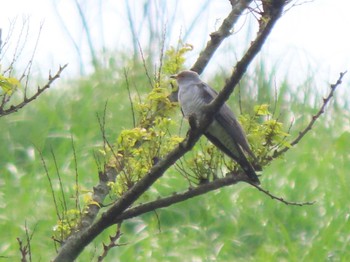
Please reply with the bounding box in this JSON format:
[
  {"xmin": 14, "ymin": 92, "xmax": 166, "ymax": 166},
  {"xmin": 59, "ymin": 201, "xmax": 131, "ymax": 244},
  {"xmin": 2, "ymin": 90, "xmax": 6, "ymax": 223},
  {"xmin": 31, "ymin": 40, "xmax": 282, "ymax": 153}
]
[
  {"xmin": 114, "ymin": 173, "xmax": 248, "ymax": 223},
  {"xmin": 115, "ymin": 171, "xmax": 314, "ymax": 224}
]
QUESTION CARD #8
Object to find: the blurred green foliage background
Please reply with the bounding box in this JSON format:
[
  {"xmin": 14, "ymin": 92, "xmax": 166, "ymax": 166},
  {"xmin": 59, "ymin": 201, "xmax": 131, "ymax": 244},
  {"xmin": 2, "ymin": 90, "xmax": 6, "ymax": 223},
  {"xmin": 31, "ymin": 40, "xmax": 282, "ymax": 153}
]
[
  {"xmin": 0, "ymin": 54, "xmax": 349, "ymax": 261},
  {"xmin": 1, "ymin": 1, "xmax": 350, "ymax": 260}
]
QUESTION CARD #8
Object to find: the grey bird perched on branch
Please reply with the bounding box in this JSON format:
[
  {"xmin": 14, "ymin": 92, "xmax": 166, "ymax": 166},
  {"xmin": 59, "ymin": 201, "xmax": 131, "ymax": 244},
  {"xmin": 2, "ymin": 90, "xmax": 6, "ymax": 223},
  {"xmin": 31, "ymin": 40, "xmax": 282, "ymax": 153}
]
[{"xmin": 171, "ymin": 70, "xmax": 260, "ymax": 185}]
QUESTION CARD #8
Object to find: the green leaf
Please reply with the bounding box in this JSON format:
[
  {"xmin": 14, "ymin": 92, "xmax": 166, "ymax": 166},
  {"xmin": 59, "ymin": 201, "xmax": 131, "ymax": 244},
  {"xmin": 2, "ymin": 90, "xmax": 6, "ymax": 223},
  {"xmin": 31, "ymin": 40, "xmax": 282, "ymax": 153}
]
[
  {"xmin": 254, "ymin": 104, "xmax": 270, "ymax": 116},
  {"xmin": 0, "ymin": 74, "xmax": 20, "ymax": 94}
]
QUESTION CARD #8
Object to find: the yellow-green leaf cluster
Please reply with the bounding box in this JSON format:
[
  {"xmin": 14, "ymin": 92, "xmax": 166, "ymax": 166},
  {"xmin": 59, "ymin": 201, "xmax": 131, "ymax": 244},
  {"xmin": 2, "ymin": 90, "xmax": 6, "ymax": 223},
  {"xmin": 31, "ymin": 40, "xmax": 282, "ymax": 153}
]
[
  {"xmin": 136, "ymin": 85, "xmax": 177, "ymax": 127},
  {"xmin": 52, "ymin": 188, "xmax": 97, "ymax": 241},
  {"xmin": 111, "ymin": 115, "xmax": 183, "ymax": 197},
  {"xmin": 254, "ymin": 104, "xmax": 270, "ymax": 116},
  {"xmin": 182, "ymin": 104, "xmax": 291, "ymax": 181},
  {"xmin": 240, "ymin": 103, "xmax": 291, "ymax": 165},
  {"xmin": 187, "ymin": 141, "xmax": 223, "ymax": 184},
  {"xmin": 53, "ymin": 209, "xmax": 81, "ymax": 241},
  {"xmin": 0, "ymin": 74, "xmax": 20, "ymax": 95},
  {"xmin": 163, "ymin": 41, "xmax": 193, "ymax": 75},
  {"xmin": 105, "ymin": 42, "xmax": 194, "ymax": 197},
  {"xmin": 109, "ymin": 82, "xmax": 184, "ymax": 196}
]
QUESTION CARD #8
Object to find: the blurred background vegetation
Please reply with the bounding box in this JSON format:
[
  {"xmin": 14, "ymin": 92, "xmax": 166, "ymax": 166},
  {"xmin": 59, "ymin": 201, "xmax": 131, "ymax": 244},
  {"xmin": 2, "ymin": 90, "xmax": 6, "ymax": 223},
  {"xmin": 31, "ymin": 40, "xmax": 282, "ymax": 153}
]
[{"xmin": 1, "ymin": 0, "xmax": 350, "ymax": 261}]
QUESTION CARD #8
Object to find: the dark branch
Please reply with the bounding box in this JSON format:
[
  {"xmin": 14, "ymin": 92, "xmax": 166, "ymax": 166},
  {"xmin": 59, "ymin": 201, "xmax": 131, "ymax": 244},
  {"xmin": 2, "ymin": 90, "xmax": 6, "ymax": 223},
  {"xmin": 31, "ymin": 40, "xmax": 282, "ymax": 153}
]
[
  {"xmin": 250, "ymin": 183, "xmax": 315, "ymax": 206},
  {"xmin": 0, "ymin": 64, "xmax": 67, "ymax": 117},
  {"xmin": 114, "ymin": 173, "xmax": 248, "ymax": 223},
  {"xmin": 113, "ymin": 172, "xmax": 313, "ymax": 224},
  {"xmin": 97, "ymin": 223, "xmax": 125, "ymax": 261},
  {"xmin": 209, "ymin": 1, "xmax": 284, "ymax": 114},
  {"xmin": 273, "ymin": 71, "xmax": 347, "ymax": 158},
  {"xmin": 191, "ymin": 0, "xmax": 253, "ymax": 74}
]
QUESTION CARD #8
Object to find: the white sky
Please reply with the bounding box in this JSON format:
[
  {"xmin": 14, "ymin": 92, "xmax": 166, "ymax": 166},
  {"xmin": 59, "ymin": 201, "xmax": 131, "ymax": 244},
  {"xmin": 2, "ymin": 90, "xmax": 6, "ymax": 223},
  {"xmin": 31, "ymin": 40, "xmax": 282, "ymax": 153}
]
[{"xmin": 0, "ymin": 0, "xmax": 349, "ymax": 90}]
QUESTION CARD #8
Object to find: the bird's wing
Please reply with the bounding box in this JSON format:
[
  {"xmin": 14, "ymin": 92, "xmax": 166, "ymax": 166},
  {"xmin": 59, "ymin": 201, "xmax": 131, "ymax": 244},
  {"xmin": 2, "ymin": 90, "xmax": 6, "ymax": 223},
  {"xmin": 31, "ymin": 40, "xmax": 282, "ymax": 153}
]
[
  {"xmin": 216, "ymin": 104, "xmax": 254, "ymax": 155},
  {"xmin": 199, "ymin": 82, "xmax": 255, "ymax": 158},
  {"xmin": 197, "ymin": 82, "xmax": 260, "ymax": 183},
  {"xmin": 196, "ymin": 82, "xmax": 216, "ymax": 103}
]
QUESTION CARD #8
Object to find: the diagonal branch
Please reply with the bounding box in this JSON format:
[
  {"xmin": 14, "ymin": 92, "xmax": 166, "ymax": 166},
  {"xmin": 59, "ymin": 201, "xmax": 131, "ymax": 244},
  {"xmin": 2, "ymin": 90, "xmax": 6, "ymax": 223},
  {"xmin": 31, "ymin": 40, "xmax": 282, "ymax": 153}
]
[
  {"xmin": 209, "ymin": 1, "xmax": 285, "ymax": 114},
  {"xmin": 191, "ymin": 0, "xmax": 253, "ymax": 74}
]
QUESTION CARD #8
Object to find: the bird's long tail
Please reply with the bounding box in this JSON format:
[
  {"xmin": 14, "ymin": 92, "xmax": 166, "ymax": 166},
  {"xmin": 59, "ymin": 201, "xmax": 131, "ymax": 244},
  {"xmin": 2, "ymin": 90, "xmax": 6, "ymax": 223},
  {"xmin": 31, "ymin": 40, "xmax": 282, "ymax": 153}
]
[
  {"xmin": 205, "ymin": 132, "xmax": 260, "ymax": 184},
  {"xmin": 237, "ymin": 155, "xmax": 260, "ymax": 185}
]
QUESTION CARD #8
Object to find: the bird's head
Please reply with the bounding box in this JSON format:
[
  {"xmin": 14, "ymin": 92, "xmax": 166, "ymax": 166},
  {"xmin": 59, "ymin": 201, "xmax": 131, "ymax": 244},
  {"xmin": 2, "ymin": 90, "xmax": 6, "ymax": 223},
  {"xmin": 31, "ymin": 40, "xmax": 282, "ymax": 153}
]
[{"xmin": 170, "ymin": 70, "xmax": 201, "ymax": 86}]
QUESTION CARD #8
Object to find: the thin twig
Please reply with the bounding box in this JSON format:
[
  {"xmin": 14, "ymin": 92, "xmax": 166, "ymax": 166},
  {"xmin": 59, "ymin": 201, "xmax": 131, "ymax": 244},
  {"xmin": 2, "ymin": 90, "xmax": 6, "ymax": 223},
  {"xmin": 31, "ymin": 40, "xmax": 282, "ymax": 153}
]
[
  {"xmin": 20, "ymin": 22, "xmax": 44, "ymax": 99},
  {"xmin": 25, "ymin": 221, "xmax": 37, "ymax": 262},
  {"xmin": 17, "ymin": 222, "xmax": 36, "ymax": 262},
  {"xmin": 154, "ymin": 209, "xmax": 161, "ymax": 233},
  {"xmin": 274, "ymin": 71, "xmax": 347, "ymax": 158},
  {"xmin": 156, "ymin": 25, "xmax": 167, "ymax": 84},
  {"xmin": 71, "ymin": 135, "xmax": 81, "ymax": 215},
  {"xmin": 37, "ymin": 146, "xmax": 61, "ymax": 220},
  {"xmin": 0, "ymin": 18, "xmax": 17, "ymax": 61},
  {"xmin": 123, "ymin": 68, "xmax": 136, "ymax": 127},
  {"xmin": 138, "ymin": 41, "xmax": 153, "ymax": 88},
  {"xmin": 7, "ymin": 18, "xmax": 30, "ymax": 75},
  {"xmin": 0, "ymin": 64, "xmax": 68, "ymax": 117},
  {"xmin": 250, "ymin": 183, "xmax": 315, "ymax": 206},
  {"xmin": 17, "ymin": 237, "xmax": 28, "ymax": 262},
  {"xmin": 96, "ymin": 111, "xmax": 125, "ymax": 177},
  {"xmin": 98, "ymin": 101, "xmax": 108, "ymax": 151},
  {"xmin": 50, "ymin": 146, "xmax": 68, "ymax": 214}
]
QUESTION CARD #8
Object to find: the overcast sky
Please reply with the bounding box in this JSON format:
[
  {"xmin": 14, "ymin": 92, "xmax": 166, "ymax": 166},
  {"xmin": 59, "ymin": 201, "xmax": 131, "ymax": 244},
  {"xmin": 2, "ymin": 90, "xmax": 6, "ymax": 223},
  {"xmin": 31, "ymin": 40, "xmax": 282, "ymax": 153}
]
[{"xmin": 0, "ymin": 0, "xmax": 349, "ymax": 90}]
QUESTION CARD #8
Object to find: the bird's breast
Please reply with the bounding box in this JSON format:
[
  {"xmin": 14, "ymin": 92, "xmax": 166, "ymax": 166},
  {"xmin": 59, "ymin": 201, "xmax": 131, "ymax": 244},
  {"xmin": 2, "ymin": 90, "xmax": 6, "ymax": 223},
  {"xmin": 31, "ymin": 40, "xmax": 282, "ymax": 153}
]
[{"xmin": 178, "ymin": 86, "xmax": 207, "ymax": 119}]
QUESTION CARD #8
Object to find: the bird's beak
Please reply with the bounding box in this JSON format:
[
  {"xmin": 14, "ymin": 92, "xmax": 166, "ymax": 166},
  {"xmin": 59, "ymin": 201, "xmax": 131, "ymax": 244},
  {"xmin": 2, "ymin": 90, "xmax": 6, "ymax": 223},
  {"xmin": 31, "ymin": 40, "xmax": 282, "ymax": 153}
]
[{"xmin": 170, "ymin": 74, "xmax": 177, "ymax": 79}]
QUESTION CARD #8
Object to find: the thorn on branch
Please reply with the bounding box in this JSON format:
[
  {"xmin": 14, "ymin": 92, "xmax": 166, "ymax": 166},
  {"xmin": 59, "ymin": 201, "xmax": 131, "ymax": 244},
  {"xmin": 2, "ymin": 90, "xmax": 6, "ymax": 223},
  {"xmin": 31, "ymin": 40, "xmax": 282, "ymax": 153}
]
[
  {"xmin": 97, "ymin": 223, "xmax": 125, "ymax": 261},
  {"xmin": 209, "ymin": 32, "xmax": 221, "ymax": 42}
]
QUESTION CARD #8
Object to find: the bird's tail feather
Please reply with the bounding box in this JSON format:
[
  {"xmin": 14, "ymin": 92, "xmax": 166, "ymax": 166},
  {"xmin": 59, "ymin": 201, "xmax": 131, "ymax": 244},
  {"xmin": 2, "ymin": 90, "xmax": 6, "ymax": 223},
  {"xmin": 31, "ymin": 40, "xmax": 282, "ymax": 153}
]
[
  {"xmin": 204, "ymin": 132, "xmax": 260, "ymax": 184},
  {"xmin": 237, "ymin": 156, "xmax": 260, "ymax": 185}
]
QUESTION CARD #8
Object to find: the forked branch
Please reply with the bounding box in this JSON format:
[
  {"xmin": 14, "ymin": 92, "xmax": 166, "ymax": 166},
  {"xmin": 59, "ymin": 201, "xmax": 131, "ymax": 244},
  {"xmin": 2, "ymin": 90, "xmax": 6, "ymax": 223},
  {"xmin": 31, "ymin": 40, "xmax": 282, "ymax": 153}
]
[{"xmin": 0, "ymin": 64, "xmax": 67, "ymax": 117}]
